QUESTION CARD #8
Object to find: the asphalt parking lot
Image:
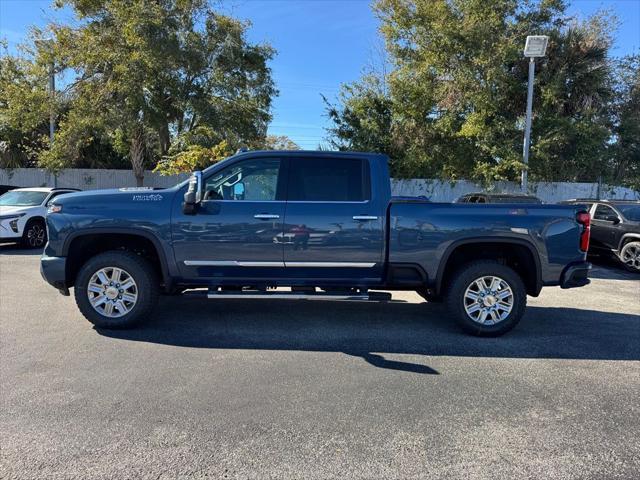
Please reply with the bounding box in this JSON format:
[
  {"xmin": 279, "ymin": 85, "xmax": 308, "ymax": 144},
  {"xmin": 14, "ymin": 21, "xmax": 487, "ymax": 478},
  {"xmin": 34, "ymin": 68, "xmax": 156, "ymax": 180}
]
[{"xmin": 1, "ymin": 244, "xmax": 639, "ymax": 479}]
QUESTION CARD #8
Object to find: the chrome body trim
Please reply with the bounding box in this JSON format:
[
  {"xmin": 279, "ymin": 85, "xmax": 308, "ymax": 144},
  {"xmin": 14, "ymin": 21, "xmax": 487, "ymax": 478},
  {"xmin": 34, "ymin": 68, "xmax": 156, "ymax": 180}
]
[
  {"xmin": 207, "ymin": 292, "xmax": 373, "ymax": 301},
  {"xmin": 184, "ymin": 260, "xmax": 285, "ymax": 267},
  {"xmin": 183, "ymin": 261, "xmax": 377, "ymax": 268},
  {"xmin": 285, "ymin": 262, "xmax": 376, "ymax": 268}
]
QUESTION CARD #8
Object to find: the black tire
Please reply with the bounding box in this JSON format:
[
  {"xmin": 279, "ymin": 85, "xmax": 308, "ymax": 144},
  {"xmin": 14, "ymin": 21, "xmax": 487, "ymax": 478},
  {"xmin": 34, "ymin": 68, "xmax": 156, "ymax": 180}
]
[
  {"xmin": 619, "ymin": 241, "xmax": 640, "ymax": 273},
  {"xmin": 20, "ymin": 218, "xmax": 47, "ymax": 249},
  {"xmin": 445, "ymin": 260, "xmax": 527, "ymax": 337},
  {"xmin": 74, "ymin": 250, "xmax": 159, "ymax": 329},
  {"xmin": 416, "ymin": 287, "xmax": 443, "ymax": 303}
]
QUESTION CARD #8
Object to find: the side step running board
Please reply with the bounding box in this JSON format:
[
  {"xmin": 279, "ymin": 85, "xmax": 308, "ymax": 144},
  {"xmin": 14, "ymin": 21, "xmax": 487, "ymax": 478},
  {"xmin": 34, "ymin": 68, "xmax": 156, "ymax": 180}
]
[{"xmin": 205, "ymin": 290, "xmax": 392, "ymax": 302}]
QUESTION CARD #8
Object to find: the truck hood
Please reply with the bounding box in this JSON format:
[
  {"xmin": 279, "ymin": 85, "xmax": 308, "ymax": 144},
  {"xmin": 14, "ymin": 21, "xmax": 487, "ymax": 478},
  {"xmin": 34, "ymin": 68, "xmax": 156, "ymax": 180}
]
[{"xmin": 48, "ymin": 187, "xmax": 178, "ymax": 217}]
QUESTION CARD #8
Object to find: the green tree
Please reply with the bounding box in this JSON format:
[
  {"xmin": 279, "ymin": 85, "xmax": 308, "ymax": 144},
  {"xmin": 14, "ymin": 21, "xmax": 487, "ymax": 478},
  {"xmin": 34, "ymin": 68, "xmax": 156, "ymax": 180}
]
[
  {"xmin": 530, "ymin": 16, "xmax": 615, "ymax": 181},
  {"xmin": 611, "ymin": 55, "xmax": 640, "ymax": 189},
  {"xmin": 323, "ymin": 73, "xmax": 395, "ymax": 158},
  {"xmin": 153, "ymin": 125, "xmax": 234, "ymax": 175},
  {"xmin": 0, "ymin": 41, "xmax": 53, "ymax": 168},
  {"xmin": 3, "ymin": 0, "xmax": 276, "ymax": 185},
  {"xmin": 261, "ymin": 134, "xmax": 300, "ymax": 150},
  {"xmin": 326, "ymin": 0, "xmax": 618, "ymax": 185}
]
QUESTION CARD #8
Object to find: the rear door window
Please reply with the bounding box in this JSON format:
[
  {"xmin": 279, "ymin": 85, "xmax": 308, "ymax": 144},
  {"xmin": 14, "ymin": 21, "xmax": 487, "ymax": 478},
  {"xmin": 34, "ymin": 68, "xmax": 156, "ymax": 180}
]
[
  {"xmin": 287, "ymin": 157, "xmax": 370, "ymax": 202},
  {"xmin": 593, "ymin": 204, "xmax": 619, "ymax": 221}
]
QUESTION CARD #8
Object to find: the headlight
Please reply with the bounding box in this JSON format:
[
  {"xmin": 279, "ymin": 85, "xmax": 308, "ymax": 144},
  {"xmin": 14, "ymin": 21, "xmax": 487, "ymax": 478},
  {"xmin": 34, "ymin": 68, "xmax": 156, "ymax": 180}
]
[{"xmin": 47, "ymin": 204, "xmax": 63, "ymax": 214}]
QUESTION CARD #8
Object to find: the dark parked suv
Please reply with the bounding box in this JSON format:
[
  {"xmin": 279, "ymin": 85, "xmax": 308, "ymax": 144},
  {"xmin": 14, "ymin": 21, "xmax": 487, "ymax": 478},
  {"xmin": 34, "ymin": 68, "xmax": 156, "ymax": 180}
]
[
  {"xmin": 562, "ymin": 199, "xmax": 640, "ymax": 272},
  {"xmin": 456, "ymin": 193, "xmax": 542, "ymax": 204}
]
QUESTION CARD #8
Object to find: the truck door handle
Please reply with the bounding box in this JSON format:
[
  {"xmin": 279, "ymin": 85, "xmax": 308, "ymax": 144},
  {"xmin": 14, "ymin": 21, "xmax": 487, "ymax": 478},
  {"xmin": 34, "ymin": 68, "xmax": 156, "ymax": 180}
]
[
  {"xmin": 353, "ymin": 215, "xmax": 378, "ymax": 221},
  {"xmin": 254, "ymin": 213, "xmax": 280, "ymax": 219}
]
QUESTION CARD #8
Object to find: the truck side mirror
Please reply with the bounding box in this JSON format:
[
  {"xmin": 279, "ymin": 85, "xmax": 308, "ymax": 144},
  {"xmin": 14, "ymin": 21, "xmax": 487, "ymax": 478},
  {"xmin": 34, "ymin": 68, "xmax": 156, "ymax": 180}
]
[
  {"xmin": 183, "ymin": 171, "xmax": 202, "ymax": 215},
  {"xmin": 606, "ymin": 214, "xmax": 620, "ymax": 224}
]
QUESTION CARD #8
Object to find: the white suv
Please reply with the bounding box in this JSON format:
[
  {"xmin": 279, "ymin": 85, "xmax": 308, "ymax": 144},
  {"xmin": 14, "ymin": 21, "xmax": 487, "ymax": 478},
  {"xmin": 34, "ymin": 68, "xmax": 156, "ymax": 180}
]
[{"xmin": 0, "ymin": 187, "xmax": 80, "ymax": 248}]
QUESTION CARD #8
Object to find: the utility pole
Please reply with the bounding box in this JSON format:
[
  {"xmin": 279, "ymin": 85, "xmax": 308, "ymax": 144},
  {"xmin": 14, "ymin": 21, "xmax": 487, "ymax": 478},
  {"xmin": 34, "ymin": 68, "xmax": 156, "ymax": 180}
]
[
  {"xmin": 521, "ymin": 35, "xmax": 549, "ymax": 193},
  {"xmin": 47, "ymin": 53, "xmax": 57, "ymax": 188},
  {"xmin": 36, "ymin": 38, "xmax": 57, "ymax": 187},
  {"xmin": 49, "ymin": 62, "xmax": 55, "ymax": 146}
]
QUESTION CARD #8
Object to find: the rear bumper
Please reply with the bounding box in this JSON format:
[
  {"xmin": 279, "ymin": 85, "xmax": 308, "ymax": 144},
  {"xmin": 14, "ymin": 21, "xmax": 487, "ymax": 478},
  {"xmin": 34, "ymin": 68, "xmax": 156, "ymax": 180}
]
[
  {"xmin": 40, "ymin": 254, "xmax": 70, "ymax": 296},
  {"xmin": 560, "ymin": 261, "xmax": 592, "ymax": 289}
]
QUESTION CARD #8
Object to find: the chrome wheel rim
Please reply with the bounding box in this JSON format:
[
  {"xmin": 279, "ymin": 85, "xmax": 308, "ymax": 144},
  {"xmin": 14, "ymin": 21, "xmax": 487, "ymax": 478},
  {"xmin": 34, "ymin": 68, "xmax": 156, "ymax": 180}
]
[
  {"xmin": 464, "ymin": 275, "xmax": 514, "ymax": 325},
  {"xmin": 87, "ymin": 267, "xmax": 138, "ymax": 318},
  {"xmin": 621, "ymin": 244, "xmax": 640, "ymax": 271},
  {"xmin": 28, "ymin": 224, "xmax": 46, "ymax": 247}
]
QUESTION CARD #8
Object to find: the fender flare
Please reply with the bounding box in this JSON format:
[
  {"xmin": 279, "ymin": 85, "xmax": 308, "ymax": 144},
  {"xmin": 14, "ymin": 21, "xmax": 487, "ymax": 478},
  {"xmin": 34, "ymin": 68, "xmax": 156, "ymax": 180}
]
[
  {"xmin": 23, "ymin": 215, "xmax": 45, "ymax": 226},
  {"xmin": 62, "ymin": 227, "xmax": 171, "ymax": 289},
  {"xmin": 618, "ymin": 233, "xmax": 640, "ymax": 252},
  {"xmin": 435, "ymin": 236, "xmax": 542, "ymax": 295}
]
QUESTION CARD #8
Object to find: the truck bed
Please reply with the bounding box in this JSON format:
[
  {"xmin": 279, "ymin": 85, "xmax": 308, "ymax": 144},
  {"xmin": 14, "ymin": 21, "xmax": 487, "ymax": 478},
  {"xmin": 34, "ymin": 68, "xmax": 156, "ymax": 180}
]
[{"xmin": 388, "ymin": 201, "xmax": 587, "ymax": 288}]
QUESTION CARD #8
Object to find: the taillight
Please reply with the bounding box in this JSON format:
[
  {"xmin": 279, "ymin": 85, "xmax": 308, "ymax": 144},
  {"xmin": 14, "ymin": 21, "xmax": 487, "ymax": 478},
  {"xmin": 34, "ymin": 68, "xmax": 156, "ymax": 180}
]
[{"xmin": 577, "ymin": 211, "xmax": 590, "ymax": 252}]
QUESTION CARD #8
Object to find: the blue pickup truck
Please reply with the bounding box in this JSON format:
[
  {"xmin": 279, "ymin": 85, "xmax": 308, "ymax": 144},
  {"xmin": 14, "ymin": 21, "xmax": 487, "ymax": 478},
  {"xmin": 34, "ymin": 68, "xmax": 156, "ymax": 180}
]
[{"xmin": 41, "ymin": 151, "xmax": 592, "ymax": 336}]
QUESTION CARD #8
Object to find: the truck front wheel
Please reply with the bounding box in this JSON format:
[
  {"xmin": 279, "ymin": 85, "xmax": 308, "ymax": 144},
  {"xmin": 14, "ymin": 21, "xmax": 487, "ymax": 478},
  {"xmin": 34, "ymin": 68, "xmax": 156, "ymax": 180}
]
[
  {"xmin": 74, "ymin": 251, "xmax": 159, "ymax": 329},
  {"xmin": 445, "ymin": 261, "xmax": 526, "ymax": 336}
]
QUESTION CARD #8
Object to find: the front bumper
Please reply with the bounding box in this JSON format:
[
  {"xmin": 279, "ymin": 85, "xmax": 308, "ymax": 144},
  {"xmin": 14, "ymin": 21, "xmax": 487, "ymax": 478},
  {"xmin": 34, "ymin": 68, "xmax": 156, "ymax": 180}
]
[
  {"xmin": 0, "ymin": 227, "xmax": 22, "ymax": 242},
  {"xmin": 0, "ymin": 216, "xmax": 26, "ymax": 239},
  {"xmin": 40, "ymin": 254, "xmax": 70, "ymax": 296},
  {"xmin": 0, "ymin": 236, "xmax": 22, "ymax": 244},
  {"xmin": 560, "ymin": 261, "xmax": 592, "ymax": 289}
]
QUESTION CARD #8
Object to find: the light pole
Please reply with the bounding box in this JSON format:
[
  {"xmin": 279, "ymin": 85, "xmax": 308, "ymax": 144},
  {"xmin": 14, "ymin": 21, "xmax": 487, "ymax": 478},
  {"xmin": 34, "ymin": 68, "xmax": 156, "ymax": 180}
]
[
  {"xmin": 35, "ymin": 38, "xmax": 57, "ymax": 187},
  {"xmin": 521, "ymin": 35, "xmax": 548, "ymax": 193}
]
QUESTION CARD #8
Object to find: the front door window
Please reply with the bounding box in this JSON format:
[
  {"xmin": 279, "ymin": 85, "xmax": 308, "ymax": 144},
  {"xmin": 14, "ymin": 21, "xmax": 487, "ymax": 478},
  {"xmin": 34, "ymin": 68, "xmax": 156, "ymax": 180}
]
[{"xmin": 204, "ymin": 158, "xmax": 281, "ymax": 202}]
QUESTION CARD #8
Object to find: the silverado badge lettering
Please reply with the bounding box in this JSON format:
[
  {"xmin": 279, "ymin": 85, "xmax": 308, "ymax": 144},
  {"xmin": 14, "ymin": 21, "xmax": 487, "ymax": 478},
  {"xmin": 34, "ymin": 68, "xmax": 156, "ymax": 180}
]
[{"xmin": 132, "ymin": 194, "xmax": 163, "ymax": 202}]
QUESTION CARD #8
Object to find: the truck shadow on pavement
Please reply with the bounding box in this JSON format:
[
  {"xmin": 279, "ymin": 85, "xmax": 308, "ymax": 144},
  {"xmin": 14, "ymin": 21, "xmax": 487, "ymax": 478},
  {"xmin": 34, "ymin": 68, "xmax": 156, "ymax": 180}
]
[{"xmin": 98, "ymin": 297, "xmax": 640, "ymax": 374}]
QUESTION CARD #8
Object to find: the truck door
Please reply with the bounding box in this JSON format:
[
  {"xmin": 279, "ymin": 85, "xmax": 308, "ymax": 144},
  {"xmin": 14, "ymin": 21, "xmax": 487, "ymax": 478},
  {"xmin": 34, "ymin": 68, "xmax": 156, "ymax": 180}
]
[
  {"xmin": 172, "ymin": 157, "xmax": 286, "ymax": 281},
  {"xmin": 282, "ymin": 156, "xmax": 384, "ymax": 282}
]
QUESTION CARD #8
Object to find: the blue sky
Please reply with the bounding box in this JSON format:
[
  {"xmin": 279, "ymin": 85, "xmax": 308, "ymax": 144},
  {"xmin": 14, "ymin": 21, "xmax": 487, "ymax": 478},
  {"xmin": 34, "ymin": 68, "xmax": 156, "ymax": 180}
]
[{"xmin": 1, "ymin": 0, "xmax": 639, "ymax": 149}]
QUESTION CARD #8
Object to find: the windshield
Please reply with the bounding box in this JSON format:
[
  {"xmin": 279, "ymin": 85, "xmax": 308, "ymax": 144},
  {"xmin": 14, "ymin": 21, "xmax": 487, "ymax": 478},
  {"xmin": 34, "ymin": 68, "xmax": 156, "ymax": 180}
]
[
  {"xmin": 0, "ymin": 191, "xmax": 48, "ymax": 207},
  {"xmin": 618, "ymin": 204, "xmax": 640, "ymax": 221},
  {"xmin": 175, "ymin": 154, "xmax": 236, "ymax": 189}
]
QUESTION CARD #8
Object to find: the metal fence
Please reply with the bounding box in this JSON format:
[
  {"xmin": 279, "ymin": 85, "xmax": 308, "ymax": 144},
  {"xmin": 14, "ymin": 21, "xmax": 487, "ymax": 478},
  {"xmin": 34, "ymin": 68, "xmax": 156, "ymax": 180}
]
[
  {"xmin": 390, "ymin": 179, "xmax": 640, "ymax": 203},
  {"xmin": 0, "ymin": 168, "xmax": 190, "ymax": 190},
  {"xmin": 1, "ymin": 168, "xmax": 638, "ymax": 202}
]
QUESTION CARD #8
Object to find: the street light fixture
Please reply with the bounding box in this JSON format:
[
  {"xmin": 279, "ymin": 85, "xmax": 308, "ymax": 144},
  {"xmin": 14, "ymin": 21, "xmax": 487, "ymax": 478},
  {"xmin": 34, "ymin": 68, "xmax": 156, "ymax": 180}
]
[{"xmin": 521, "ymin": 35, "xmax": 548, "ymax": 192}]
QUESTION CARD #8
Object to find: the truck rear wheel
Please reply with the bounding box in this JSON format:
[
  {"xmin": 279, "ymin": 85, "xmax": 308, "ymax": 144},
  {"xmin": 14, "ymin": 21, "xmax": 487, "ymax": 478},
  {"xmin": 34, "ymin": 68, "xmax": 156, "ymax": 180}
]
[
  {"xmin": 445, "ymin": 261, "xmax": 526, "ymax": 336},
  {"xmin": 74, "ymin": 251, "xmax": 159, "ymax": 329}
]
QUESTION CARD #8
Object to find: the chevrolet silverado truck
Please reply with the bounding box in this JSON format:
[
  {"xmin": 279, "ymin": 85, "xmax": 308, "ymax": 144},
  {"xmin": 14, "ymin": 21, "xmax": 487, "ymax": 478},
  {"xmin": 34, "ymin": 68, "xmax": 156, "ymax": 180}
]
[{"xmin": 41, "ymin": 151, "xmax": 592, "ymax": 336}]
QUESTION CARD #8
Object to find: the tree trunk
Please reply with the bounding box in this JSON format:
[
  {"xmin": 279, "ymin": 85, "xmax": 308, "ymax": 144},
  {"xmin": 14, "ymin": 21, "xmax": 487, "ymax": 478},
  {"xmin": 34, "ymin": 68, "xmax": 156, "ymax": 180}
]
[
  {"xmin": 130, "ymin": 127, "xmax": 146, "ymax": 187},
  {"xmin": 159, "ymin": 122, "xmax": 171, "ymax": 155}
]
